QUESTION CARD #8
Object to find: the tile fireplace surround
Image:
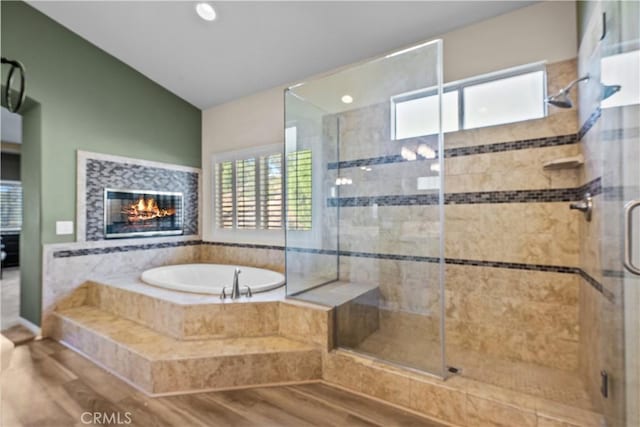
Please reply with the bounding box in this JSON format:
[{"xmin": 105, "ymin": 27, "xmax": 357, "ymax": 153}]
[{"xmin": 76, "ymin": 151, "xmax": 200, "ymax": 241}]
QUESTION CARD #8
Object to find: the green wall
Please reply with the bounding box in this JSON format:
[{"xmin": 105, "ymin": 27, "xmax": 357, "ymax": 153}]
[
  {"xmin": 20, "ymin": 102, "xmax": 43, "ymax": 326},
  {"xmin": 1, "ymin": 1, "xmax": 202, "ymax": 324}
]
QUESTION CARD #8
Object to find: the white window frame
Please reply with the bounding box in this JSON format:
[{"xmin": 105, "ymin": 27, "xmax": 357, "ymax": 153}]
[
  {"xmin": 211, "ymin": 143, "xmax": 284, "ymax": 245},
  {"xmin": 391, "ymin": 61, "xmax": 548, "ymax": 140}
]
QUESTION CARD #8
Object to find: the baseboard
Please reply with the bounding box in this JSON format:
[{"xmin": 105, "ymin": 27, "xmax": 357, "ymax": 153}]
[{"xmin": 18, "ymin": 317, "xmax": 42, "ymax": 338}]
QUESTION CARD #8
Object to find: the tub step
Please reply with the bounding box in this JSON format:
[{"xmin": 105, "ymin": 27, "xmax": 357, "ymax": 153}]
[{"xmin": 50, "ymin": 306, "xmax": 322, "ymax": 395}]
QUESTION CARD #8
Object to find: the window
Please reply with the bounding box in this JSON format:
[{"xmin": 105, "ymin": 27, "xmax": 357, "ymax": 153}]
[
  {"xmin": 392, "ymin": 63, "xmax": 546, "ymax": 139},
  {"xmin": 464, "ymin": 71, "xmax": 545, "ymax": 129},
  {"xmin": 286, "ymin": 149, "xmax": 312, "ymax": 231},
  {"xmin": 236, "ymin": 157, "xmax": 257, "ymax": 229},
  {"xmin": 601, "ymin": 50, "xmax": 640, "ymax": 109},
  {"xmin": 214, "ymin": 149, "xmax": 282, "ymax": 231},
  {"xmin": 0, "ymin": 181, "xmax": 22, "ymax": 232},
  {"xmin": 394, "ymin": 90, "xmax": 459, "ymax": 139},
  {"xmin": 260, "ymin": 153, "xmax": 284, "ymax": 230},
  {"xmin": 213, "ymin": 143, "xmax": 312, "ymax": 235},
  {"xmin": 216, "ymin": 161, "xmax": 234, "ymax": 229}
]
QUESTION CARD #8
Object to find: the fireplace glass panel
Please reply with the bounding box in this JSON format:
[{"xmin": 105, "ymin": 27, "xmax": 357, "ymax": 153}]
[{"xmin": 104, "ymin": 189, "xmax": 183, "ymax": 238}]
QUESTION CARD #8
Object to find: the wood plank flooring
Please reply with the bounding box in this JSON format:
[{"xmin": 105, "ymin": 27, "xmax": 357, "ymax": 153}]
[
  {"xmin": 1, "ymin": 340, "xmax": 445, "ymax": 427},
  {"xmin": 0, "ymin": 267, "xmax": 20, "ymax": 330}
]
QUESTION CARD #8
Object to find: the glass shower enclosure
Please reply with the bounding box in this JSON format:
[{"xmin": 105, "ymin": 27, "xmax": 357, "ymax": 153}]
[
  {"xmin": 284, "ymin": 40, "xmax": 446, "ymax": 377},
  {"xmin": 594, "ymin": 2, "xmax": 640, "ymax": 426}
]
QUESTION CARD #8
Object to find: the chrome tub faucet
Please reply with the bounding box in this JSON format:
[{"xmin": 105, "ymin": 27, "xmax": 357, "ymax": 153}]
[
  {"xmin": 221, "ymin": 267, "xmax": 252, "ymax": 300},
  {"xmin": 231, "ymin": 267, "xmax": 242, "ymax": 299}
]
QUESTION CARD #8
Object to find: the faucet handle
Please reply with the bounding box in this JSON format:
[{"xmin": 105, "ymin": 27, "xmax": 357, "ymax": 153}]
[
  {"xmin": 220, "ymin": 286, "xmax": 228, "ymax": 299},
  {"xmin": 569, "ymin": 192, "xmax": 593, "ymax": 221},
  {"xmin": 243, "ymin": 285, "xmax": 252, "ymax": 298}
]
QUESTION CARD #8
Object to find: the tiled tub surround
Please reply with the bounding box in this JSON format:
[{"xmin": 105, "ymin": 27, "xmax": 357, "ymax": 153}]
[
  {"xmin": 76, "ymin": 151, "xmax": 200, "ymax": 241},
  {"xmin": 200, "ymin": 241, "xmax": 285, "ymax": 274},
  {"xmin": 51, "ymin": 277, "xmax": 329, "ymax": 395},
  {"xmin": 42, "ymin": 238, "xmax": 326, "ymax": 338},
  {"xmin": 41, "ymin": 236, "xmax": 202, "ymax": 337}
]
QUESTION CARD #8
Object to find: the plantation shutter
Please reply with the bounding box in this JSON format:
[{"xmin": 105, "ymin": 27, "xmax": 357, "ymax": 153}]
[
  {"xmin": 215, "ymin": 161, "xmax": 234, "ymax": 229},
  {"xmin": 214, "ymin": 148, "xmax": 310, "ymax": 232},
  {"xmin": 286, "ymin": 150, "xmax": 312, "ymax": 231},
  {"xmin": 235, "ymin": 158, "xmax": 257, "ymax": 229},
  {"xmin": 259, "ymin": 153, "xmax": 283, "ymax": 229}
]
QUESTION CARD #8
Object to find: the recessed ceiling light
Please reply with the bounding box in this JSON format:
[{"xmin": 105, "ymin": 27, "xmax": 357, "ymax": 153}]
[
  {"xmin": 341, "ymin": 95, "xmax": 353, "ymax": 104},
  {"xmin": 196, "ymin": 3, "xmax": 216, "ymax": 21}
]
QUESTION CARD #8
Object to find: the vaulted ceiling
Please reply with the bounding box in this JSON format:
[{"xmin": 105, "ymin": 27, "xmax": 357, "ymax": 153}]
[{"xmin": 30, "ymin": 1, "xmax": 534, "ymax": 109}]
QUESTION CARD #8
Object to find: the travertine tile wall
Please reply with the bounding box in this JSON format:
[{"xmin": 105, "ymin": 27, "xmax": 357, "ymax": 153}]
[
  {"xmin": 199, "ymin": 242, "xmax": 285, "ymax": 273},
  {"xmin": 41, "ymin": 237, "xmax": 201, "ymax": 336},
  {"xmin": 335, "ymin": 59, "xmax": 582, "ymax": 370}
]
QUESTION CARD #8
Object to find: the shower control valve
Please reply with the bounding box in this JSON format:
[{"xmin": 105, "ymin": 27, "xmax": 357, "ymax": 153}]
[{"xmin": 570, "ymin": 193, "xmax": 593, "ymax": 222}]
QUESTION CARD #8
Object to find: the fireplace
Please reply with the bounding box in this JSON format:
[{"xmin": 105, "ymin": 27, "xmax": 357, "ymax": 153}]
[{"xmin": 104, "ymin": 188, "xmax": 183, "ymax": 238}]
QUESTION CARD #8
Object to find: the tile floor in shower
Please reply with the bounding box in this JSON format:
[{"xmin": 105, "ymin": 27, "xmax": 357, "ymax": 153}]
[
  {"xmin": 356, "ymin": 326, "xmax": 593, "ymax": 410},
  {"xmin": 294, "ymin": 281, "xmax": 593, "ymax": 412}
]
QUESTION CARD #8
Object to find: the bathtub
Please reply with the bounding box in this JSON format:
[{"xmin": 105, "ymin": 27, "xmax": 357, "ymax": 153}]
[{"xmin": 140, "ymin": 263, "xmax": 285, "ymax": 295}]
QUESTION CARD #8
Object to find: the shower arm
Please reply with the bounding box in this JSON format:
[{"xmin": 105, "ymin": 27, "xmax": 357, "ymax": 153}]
[{"xmin": 559, "ymin": 74, "xmax": 590, "ymax": 95}]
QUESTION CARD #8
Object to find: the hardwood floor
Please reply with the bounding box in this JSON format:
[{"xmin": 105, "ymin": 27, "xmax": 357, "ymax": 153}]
[
  {"xmin": 1, "ymin": 340, "xmax": 445, "ymax": 427},
  {"xmin": 1, "ymin": 267, "xmax": 20, "ymax": 330}
]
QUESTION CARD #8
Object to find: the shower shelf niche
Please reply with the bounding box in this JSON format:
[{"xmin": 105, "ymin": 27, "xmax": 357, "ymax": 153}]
[{"xmin": 543, "ymin": 154, "xmax": 584, "ymax": 170}]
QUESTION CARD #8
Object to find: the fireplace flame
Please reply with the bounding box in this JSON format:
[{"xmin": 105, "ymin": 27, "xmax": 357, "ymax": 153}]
[{"xmin": 123, "ymin": 196, "xmax": 176, "ymax": 223}]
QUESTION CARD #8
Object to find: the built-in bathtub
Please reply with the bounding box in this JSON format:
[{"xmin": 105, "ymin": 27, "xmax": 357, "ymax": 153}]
[{"xmin": 140, "ymin": 263, "xmax": 285, "ymax": 295}]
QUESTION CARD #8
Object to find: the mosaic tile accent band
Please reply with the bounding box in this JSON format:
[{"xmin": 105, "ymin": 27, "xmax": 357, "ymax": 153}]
[
  {"xmin": 52, "ymin": 240, "xmax": 610, "ymax": 301},
  {"xmin": 578, "ymin": 269, "xmax": 614, "ymax": 303},
  {"xmin": 578, "ymin": 107, "xmax": 601, "ymax": 141},
  {"xmin": 579, "ymin": 177, "xmax": 602, "ymax": 197},
  {"xmin": 601, "ymin": 126, "xmax": 640, "ymax": 141},
  {"xmin": 327, "ymin": 134, "xmax": 577, "ymax": 170},
  {"xmin": 85, "ymin": 158, "xmax": 199, "ymax": 240},
  {"xmin": 200, "ymin": 241, "xmax": 284, "ymax": 250},
  {"xmin": 603, "ymin": 269, "xmax": 626, "ymax": 278},
  {"xmin": 328, "ymin": 183, "xmax": 603, "ymax": 207},
  {"xmin": 53, "ymin": 240, "xmax": 202, "ymax": 258},
  {"xmin": 602, "ymin": 185, "xmax": 640, "ymax": 201}
]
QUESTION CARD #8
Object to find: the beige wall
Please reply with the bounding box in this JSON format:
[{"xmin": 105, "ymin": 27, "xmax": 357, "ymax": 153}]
[
  {"xmin": 201, "ymin": 1, "xmax": 578, "ymax": 241},
  {"xmin": 201, "ymin": 87, "xmax": 285, "ymax": 242},
  {"xmin": 442, "ymin": 0, "xmax": 576, "ymax": 82}
]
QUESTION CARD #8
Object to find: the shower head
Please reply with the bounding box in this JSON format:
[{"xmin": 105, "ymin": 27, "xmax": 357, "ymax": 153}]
[
  {"xmin": 546, "ymin": 74, "xmax": 622, "ymax": 109},
  {"xmin": 546, "ymin": 74, "xmax": 590, "ymax": 109},
  {"xmin": 546, "ymin": 90, "xmax": 573, "ymax": 108}
]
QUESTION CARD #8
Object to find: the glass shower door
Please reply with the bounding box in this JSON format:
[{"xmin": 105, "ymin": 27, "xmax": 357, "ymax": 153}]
[
  {"xmin": 598, "ymin": 2, "xmax": 640, "ymax": 426},
  {"xmin": 285, "ymin": 39, "xmax": 446, "ymax": 377}
]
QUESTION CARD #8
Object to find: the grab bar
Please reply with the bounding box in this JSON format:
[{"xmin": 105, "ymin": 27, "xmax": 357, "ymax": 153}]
[{"xmin": 624, "ymin": 199, "xmax": 640, "ymax": 275}]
